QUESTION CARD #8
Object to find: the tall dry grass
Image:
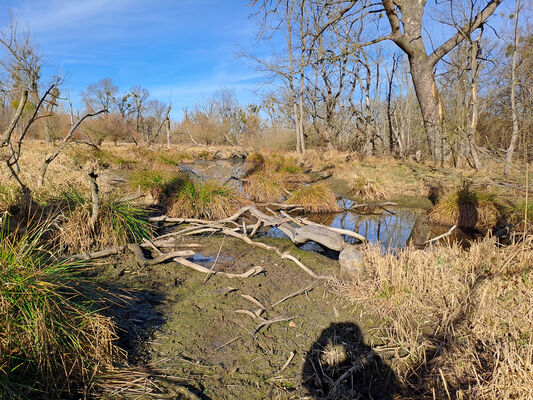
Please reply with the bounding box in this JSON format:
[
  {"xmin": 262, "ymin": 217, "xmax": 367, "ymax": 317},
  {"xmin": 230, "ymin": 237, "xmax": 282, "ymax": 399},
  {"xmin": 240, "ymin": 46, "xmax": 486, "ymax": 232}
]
[{"xmin": 336, "ymin": 237, "xmax": 533, "ymax": 399}]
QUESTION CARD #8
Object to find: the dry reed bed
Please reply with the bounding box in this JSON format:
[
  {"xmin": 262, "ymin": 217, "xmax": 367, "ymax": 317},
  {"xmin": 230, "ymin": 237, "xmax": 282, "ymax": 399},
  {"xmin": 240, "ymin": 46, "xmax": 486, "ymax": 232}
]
[{"xmin": 336, "ymin": 238, "xmax": 532, "ymax": 399}]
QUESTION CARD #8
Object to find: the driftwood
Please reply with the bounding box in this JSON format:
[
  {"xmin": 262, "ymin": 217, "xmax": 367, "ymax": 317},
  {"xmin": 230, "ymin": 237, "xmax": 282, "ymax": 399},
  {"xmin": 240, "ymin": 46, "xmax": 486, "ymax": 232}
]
[
  {"xmin": 70, "ymin": 246, "xmax": 125, "ymax": 261},
  {"xmin": 349, "ymin": 201, "xmax": 397, "ymax": 210},
  {"xmin": 127, "ymin": 243, "xmax": 195, "ymax": 266},
  {"xmin": 426, "ymin": 224, "xmax": 457, "ymax": 243},
  {"xmin": 271, "ymin": 280, "xmax": 319, "ymax": 308},
  {"xmin": 174, "ymin": 257, "xmax": 263, "ymax": 278},
  {"xmin": 148, "ymin": 206, "xmax": 366, "ymax": 280},
  {"xmin": 278, "ymin": 351, "xmax": 296, "ymax": 374}
]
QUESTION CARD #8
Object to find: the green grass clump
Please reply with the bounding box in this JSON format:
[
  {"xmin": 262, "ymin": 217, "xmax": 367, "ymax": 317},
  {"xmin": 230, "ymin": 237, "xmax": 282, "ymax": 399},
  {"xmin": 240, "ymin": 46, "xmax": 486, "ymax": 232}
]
[
  {"xmin": 168, "ymin": 180, "xmax": 244, "ymax": 220},
  {"xmin": 129, "ymin": 170, "xmax": 188, "ymax": 201},
  {"xmin": 0, "ymin": 221, "xmax": 118, "ymax": 399},
  {"xmin": 0, "ymin": 184, "xmax": 22, "ymax": 215},
  {"xmin": 285, "ymin": 183, "xmax": 340, "ymax": 213},
  {"xmin": 60, "ymin": 190, "xmax": 152, "ymax": 253},
  {"xmin": 155, "ymin": 151, "xmax": 191, "ymax": 166},
  {"xmin": 269, "ymin": 153, "xmax": 302, "ymax": 174},
  {"xmin": 430, "ymin": 182, "xmax": 499, "ymax": 230},
  {"xmin": 508, "ymin": 199, "xmax": 533, "ymax": 224}
]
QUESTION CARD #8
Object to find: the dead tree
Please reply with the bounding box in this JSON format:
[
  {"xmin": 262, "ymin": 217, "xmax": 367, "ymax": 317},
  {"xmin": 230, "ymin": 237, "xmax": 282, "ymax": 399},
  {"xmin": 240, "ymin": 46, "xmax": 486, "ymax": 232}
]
[
  {"xmin": 37, "ymin": 108, "xmax": 108, "ymax": 187},
  {"xmin": 504, "ymin": 0, "xmax": 522, "ymax": 176}
]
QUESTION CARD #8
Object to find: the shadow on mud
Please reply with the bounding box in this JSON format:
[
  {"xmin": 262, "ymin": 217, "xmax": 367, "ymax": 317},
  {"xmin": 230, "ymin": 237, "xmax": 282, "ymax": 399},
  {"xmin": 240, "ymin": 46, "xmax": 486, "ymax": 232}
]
[
  {"xmin": 99, "ymin": 284, "xmax": 165, "ymax": 364},
  {"xmin": 302, "ymin": 322, "xmax": 397, "ymax": 400}
]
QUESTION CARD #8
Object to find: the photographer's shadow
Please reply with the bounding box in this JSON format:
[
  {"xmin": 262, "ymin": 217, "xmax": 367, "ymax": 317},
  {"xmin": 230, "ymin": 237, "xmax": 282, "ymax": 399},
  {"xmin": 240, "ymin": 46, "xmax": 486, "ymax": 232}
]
[{"xmin": 302, "ymin": 322, "xmax": 397, "ymax": 399}]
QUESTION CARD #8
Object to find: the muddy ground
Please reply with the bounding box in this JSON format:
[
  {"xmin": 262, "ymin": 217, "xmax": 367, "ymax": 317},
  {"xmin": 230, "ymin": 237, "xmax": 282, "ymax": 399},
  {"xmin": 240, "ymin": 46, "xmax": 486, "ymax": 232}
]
[{"xmin": 94, "ymin": 234, "xmax": 398, "ymax": 399}]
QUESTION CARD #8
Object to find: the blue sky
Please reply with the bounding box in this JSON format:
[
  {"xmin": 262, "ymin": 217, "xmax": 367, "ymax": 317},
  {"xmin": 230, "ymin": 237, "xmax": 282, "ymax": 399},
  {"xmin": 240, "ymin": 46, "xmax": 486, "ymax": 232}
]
[
  {"xmin": 0, "ymin": 0, "xmax": 267, "ymax": 118},
  {"xmin": 0, "ymin": 0, "xmax": 527, "ymax": 120}
]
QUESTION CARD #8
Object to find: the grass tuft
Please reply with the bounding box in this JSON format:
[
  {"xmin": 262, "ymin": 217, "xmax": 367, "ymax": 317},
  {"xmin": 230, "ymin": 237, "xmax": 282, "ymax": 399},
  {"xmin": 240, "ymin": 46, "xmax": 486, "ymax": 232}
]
[
  {"xmin": 60, "ymin": 190, "xmax": 152, "ymax": 253},
  {"xmin": 168, "ymin": 180, "xmax": 244, "ymax": 220},
  {"xmin": 0, "ymin": 220, "xmax": 119, "ymax": 399},
  {"xmin": 243, "ymin": 170, "xmax": 288, "ymax": 202},
  {"xmin": 285, "ymin": 183, "xmax": 340, "ymax": 212},
  {"xmin": 430, "ymin": 181, "xmax": 499, "ymax": 230},
  {"xmin": 129, "ymin": 170, "xmax": 188, "ymax": 201},
  {"xmin": 0, "ymin": 184, "xmax": 22, "ymax": 215}
]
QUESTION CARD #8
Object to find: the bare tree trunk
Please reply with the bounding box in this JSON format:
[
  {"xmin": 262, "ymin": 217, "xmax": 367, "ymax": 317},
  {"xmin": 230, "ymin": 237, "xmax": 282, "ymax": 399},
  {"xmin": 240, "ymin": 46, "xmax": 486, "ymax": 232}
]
[
  {"xmin": 0, "ymin": 90, "xmax": 28, "ymax": 147},
  {"xmin": 469, "ymin": 38, "xmax": 482, "ymax": 171},
  {"xmin": 387, "ymin": 55, "xmax": 399, "ymax": 155},
  {"xmin": 298, "ymin": 0, "xmax": 307, "ymax": 154},
  {"xmin": 408, "ymin": 58, "xmax": 443, "ymax": 162},
  {"xmin": 86, "ymin": 164, "xmax": 100, "ymax": 230},
  {"xmin": 285, "ymin": 0, "xmax": 302, "ymax": 154},
  {"xmin": 165, "ymin": 106, "xmax": 172, "ymax": 147},
  {"xmin": 504, "ymin": 0, "xmax": 521, "ymax": 176}
]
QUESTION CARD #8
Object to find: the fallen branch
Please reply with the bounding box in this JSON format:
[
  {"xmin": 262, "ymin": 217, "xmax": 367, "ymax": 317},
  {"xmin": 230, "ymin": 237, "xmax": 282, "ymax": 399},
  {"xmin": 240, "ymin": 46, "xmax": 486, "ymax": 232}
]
[
  {"xmin": 174, "ymin": 257, "xmax": 263, "ymax": 278},
  {"xmin": 271, "ymin": 280, "xmax": 319, "ymax": 308},
  {"xmin": 222, "ymin": 229, "xmax": 322, "ymax": 279},
  {"xmin": 349, "ymin": 202, "xmax": 397, "ymax": 210},
  {"xmin": 235, "ymin": 309, "xmax": 264, "ymax": 321},
  {"xmin": 70, "ymin": 246, "xmax": 125, "ymax": 261},
  {"xmin": 278, "ymin": 351, "xmax": 296, "ymax": 374},
  {"xmin": 241, "ymin": 294, "xmax": 267, "ymax": 311},
  {"xmin": 426, "ymin": 225, "xmax": 457, "ymax": 244},
  {"xmin": 254, "ymin": 316, "xmax": 297, "ymax": 335},
  {"xmin": 215, "ymin": 335, "xmax": 242, "ymax": 351},
  {"xmin": 127, "ymin": 243, "xmax": 195, "ymax": 266},
  {"xmin": 329, "ymin": 350, "xmax": 375, "ymax": 395}
]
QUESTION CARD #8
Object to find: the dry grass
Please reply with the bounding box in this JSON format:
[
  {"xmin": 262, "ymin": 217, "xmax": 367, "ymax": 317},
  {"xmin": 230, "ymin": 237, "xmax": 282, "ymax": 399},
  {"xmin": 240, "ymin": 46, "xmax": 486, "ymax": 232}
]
[
  {"xmin": 336, "ymin": 237, "xmax": 533, "ymax": 399},
  {"xmin": 243, "ymin": 170, "xmax": 288, "ymax": 202},
  {"xmin": 285, "ymin": 183, "xmax": 340, "ymax": 212},
  {"xmin": 243, "ymin": 151, "xmax": 307, "ymax": 202},
  {"xmin": 168, "ymin": 180, "xmax": 245, "ymax": 220},
  {"xmin": 430, "ymin": 182, "xmax": 499, "ymax": 230}
]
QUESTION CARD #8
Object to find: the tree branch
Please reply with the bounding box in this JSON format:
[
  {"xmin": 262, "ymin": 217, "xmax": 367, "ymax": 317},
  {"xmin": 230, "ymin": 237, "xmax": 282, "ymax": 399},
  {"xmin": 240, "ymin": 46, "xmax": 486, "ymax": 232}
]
[{"xmin": 428, "ymin": 0, "xmax": 503, "ymax": 66}]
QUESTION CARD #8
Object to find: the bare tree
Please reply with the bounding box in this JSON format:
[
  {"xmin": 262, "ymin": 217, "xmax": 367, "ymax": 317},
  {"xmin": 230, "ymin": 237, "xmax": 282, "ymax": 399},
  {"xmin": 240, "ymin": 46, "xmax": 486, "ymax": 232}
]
[
  {"xmin": 81, "ymin": 78, "xmax": 118, "ymax": 112},
  {"xmin": 504, "ymin": 0, "xmax": 522, "ymax": 175},
  {"xmin": 37, "ymin": 108, "xmax": 108, "ymax": 187}
]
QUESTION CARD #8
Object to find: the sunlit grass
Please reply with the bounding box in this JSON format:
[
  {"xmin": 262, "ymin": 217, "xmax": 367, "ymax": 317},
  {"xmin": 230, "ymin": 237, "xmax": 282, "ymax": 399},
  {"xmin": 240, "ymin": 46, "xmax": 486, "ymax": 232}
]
[
  {"xmin": 168, "ymin": 180, "xmax": 244, "ymax": 220},
  {"xmin": 430, "ymin": 182, "xmax": 499, "ymax": 230},
  {"xmin": 337, "ymin": 238, "xmax": 533, "ymax": 399},
  {"xmin": 59, "ymin": 188, "xmax": 152, "ymax": 253},
  {"xmin": 285, "ymin": 183, "xmax": 340, "ymax": 212},
  {"xmin": 0, "ymin": 220, "xmax": 119, "ymax": 399}
]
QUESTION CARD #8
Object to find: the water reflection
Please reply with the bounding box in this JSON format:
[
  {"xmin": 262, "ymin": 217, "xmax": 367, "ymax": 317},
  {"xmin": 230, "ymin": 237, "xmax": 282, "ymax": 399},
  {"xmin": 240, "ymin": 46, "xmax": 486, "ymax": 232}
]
[
  {"xmin": 267, "ymin": 208, "xmax": 420, "ymax": 253},
  {"xmin": 330, "ymin": 209, "xmax": 419, "ymax": 252}
]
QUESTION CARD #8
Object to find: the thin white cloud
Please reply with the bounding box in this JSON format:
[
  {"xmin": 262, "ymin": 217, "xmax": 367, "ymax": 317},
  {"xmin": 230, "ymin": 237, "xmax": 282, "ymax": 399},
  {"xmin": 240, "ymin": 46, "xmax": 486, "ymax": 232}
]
[{"xmin": 11, "ymin": 0, "xmax": 135, "ymax": 34}]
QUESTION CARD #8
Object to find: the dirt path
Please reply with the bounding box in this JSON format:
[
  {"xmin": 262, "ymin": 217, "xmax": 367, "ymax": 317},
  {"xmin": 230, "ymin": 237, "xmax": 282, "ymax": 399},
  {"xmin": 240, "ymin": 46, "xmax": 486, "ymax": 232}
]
[{"xmin": 95, "ymin": 235, "xmax": 396, "ymax": 399}]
